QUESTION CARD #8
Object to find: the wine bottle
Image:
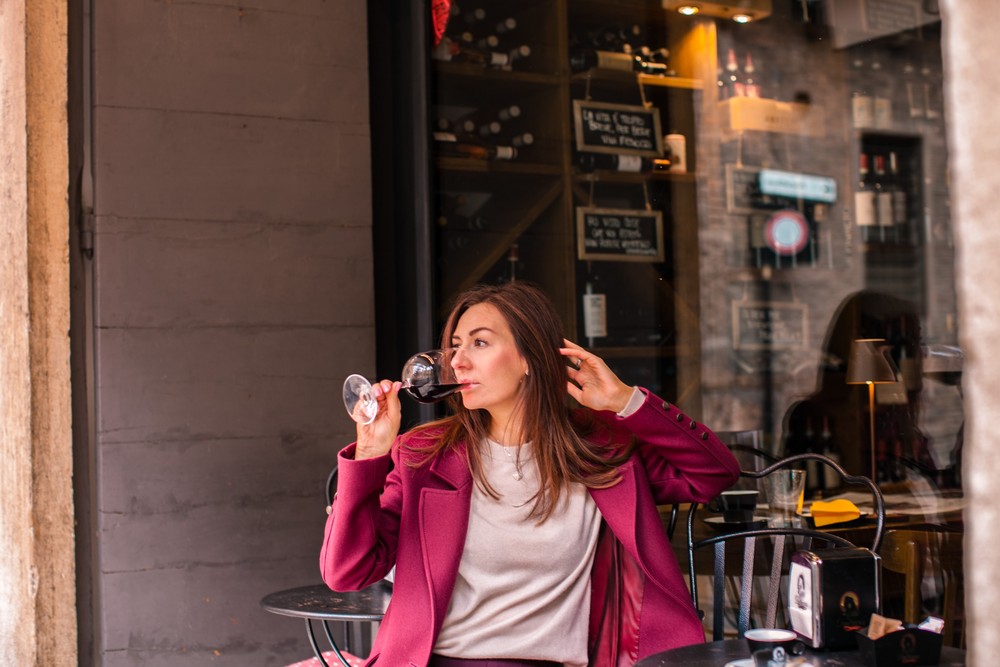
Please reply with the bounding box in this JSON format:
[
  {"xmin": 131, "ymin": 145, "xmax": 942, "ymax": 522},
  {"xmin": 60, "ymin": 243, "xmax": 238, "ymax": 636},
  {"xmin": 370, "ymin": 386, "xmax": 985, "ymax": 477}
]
[
  {"xmin": 744, "ymin": 52, "xmax": 760, "ymax": 98},
  {"xmin": 455, "ymin": 104, "xmax": 521, "ymax": 137},
  {"xmin": 576, "ymin": 152, "xmax": 663, "ymax": 173},
  {"xmin": 852, "ymin": 88, "xmax": 874, "ymax": 128},
  {"xmin": 462, "ymin": 7, "xmax": 486, "ymax": 28},
  {"xmin": 820, "ymin": 416, "xmax": 840, "ymax": 491},
  {"xmin": 582, "ymin": 277, "xmax": 607, "ymax": 347},
  {"xmin": 491, "ymin": 44, "xmax": 531, "ymax": 69},
  {"xmin": 903, "ymin": 62, "xmax": 923, "ymax": 119},
  {"xmin": 854, "ymin": 153, "xmax": 876, "ymax": 232},
  {"xmin": 586, "ymin": 23, "xmax": 642, "ymax": 52},
  {"xmin": 473, "ymin": 34, "xmax": 499, "ymax": 51},
  {"xmin": 510, "ymin": 132, "xmax": 534, "ymax": 148},
  {"xmin": 804, "ymin": 417, "xmax": 822, "ymax": 496},
  {"xmin": 874, "ymin": 154, "xmax": 893, "ymax": 238},
  {"xmin": 469, "ymin": 18, "xmax": 516, "ymax": 52},
  {"xmin": 889, "ymin": 152, "xmax": 908, "ymax": 226},
  {"xmin": 569, "ymin": 48, "xmax": 666, "ymax": 75},
  {"xmin": 431, "ymin": 36, "xmax": 528, "ymax": 69},
  {"xmin": 434, "ymin": 131, "xmax": 518, "ymax": 160},
  {"xmin": 569, "ymin": 48, "xmax": 634, "ymax": 73},
  {"xmin": 493, "ymin": 17, "xmax": 517, "ymax": 36},
  {"xmin": 724, "ymin": 48, "xmax": 744, "ymax": 98},
  {"xmin": 476, "ymin": 121, "xmax": 502, "ymax": 137},
  {"xmin": 635, "ymin": 58, "xmax": 668, "ymax": 76},
  {"xmin": 649, "ymin": 47, "xmax": 670, "ymax": 64}
]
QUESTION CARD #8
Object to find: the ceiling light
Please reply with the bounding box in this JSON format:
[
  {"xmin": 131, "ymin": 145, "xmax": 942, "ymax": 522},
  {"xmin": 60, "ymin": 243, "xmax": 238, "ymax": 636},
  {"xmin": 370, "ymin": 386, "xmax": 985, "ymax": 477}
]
[{"xmin": 662, "ymin": 0, "xmax": 772, "ymax": 22}]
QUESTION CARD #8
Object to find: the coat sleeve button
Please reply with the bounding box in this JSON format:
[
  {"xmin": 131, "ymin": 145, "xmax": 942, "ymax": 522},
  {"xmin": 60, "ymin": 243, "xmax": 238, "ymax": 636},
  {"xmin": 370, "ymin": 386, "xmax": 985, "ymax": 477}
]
[
  {"xmin": 701, "ymin": 432, "xmax": 710, "ymax": 440},
  {"xmin": 689, "ymin": 420, "xmax": 697, "ymax": 430},
  {"xmin": 676, "ymin": 413, "xmax": 684, "ymax": 422}
]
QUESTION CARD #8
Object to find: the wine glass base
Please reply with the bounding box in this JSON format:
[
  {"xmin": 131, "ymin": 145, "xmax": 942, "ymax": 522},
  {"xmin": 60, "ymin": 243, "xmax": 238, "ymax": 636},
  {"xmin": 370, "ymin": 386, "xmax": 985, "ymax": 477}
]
[{"xmin": 343, "ymin": 374, "xmax": 378, "ymax": 424}]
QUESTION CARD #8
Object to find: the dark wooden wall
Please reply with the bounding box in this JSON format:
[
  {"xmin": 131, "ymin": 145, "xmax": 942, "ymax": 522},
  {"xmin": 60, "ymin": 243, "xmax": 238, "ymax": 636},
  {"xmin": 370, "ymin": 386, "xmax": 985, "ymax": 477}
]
[{"xmin": 85, "ymin": 1, "xmax": 372, "ymax": 664}]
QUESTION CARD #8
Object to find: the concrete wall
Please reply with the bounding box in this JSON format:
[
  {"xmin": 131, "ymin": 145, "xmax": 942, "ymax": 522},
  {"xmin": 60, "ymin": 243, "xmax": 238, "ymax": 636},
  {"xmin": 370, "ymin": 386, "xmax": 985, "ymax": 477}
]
[{"xmin": 86, "ymin": 1, "xmax": 372, "ymax": 664}]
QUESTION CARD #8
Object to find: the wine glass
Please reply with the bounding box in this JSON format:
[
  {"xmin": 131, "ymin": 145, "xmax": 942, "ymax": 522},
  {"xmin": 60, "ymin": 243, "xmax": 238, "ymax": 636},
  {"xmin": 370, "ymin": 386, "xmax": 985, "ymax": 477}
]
[{"xmin": 343, "ymin": 348, "xmax": 467, "ymax": 424}]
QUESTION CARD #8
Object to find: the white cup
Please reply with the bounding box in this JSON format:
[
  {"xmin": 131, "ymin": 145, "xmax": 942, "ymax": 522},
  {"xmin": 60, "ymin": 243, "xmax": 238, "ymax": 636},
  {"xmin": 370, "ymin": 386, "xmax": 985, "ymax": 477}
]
[{"xmin": 665, "ymin": 133, "xmax": 686, "ymax": 173}]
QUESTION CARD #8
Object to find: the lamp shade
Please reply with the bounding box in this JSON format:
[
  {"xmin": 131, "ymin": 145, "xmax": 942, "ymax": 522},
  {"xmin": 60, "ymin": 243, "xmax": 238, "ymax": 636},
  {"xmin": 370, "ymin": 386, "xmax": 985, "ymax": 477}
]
[{"xmin": 846, "ymin": 338, "xmax": 898, "ymax": 384}]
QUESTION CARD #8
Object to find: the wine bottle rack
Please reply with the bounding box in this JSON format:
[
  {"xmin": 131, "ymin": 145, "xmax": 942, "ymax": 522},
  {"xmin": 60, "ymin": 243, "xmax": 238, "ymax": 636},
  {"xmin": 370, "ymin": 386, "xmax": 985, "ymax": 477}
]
[{"xmin": 427, "ymin": 0, "xmax": 712, "ymax": 414}]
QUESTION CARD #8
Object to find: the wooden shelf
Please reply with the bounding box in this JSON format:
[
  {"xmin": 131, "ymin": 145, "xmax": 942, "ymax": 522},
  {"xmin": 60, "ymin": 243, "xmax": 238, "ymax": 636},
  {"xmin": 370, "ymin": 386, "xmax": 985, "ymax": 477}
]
[
  {"xmin": 574, "ymin": 170, "xmax": 697, "ymax": 185},
  {"xmin": 571, "ymin": 69, "xmax": 703, "ymax": 90},
  {"xmin": 433, "ymin": 62, "xmax": 561, "ymax": 87},
  {"xmin": 639, "ymin": 73, "xmax": 703, "ymax": 90},
  {"xmin": 436, "ymin": 157, "xmax": 564, "ymax": 176}
]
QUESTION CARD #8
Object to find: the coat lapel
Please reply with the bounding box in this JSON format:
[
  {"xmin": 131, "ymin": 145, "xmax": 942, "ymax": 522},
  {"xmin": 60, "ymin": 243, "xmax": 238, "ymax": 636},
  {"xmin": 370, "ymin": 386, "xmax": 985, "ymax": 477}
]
[
  {"xmin": 590, "ymin": 457, "xmax": 639, "ymax": 553},
  {"xmin": 418, "ymin": 446, "xmax": 473, "ymax": 633}
]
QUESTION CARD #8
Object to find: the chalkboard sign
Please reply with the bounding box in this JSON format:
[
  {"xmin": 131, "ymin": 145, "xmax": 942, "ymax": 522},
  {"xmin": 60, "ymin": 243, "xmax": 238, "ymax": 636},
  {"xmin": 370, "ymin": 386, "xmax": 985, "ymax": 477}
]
[
  {"xmin": 576, "ymin": 207, "xmax": 665, "ymax": 262},
  {"xmin": 726, "ymin": 163, "xmax": 761, "ymax": 214},
  {"xmin": 573, "ymin": 100, "xmax": 663, "ymax": 157},
  {"xmin": 732, "ymin": 301, "xmax": 808, "ymax": 351}
]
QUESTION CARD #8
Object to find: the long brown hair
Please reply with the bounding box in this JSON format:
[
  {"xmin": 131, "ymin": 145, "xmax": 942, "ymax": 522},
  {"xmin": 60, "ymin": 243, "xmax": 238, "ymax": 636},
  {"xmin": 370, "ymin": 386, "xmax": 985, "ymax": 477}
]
[{"xmin": 408, "ymin": 282, "xmax": 633, "ymax": 521}]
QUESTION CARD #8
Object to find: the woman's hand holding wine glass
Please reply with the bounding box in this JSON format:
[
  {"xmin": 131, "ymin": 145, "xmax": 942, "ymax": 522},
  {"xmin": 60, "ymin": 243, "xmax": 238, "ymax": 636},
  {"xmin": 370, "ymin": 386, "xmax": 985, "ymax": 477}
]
[
  {"xmin": 355, "ymin": 380, "xmax": 402, "ymax": 460},
  {"xmin": 343, "ymin": 349, "xmax": 471, "ymax": 460}
]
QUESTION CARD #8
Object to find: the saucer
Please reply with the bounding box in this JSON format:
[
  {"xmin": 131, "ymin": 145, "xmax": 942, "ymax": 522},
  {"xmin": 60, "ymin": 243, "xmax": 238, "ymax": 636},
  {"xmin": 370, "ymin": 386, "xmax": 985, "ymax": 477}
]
[
  {"xmin": 724, "ymin": 659, "xmax": 753, "ymax": 667},
  {"xmin": 800, "ymin": 509, "xmax": 871, "ymax": 527},
  {"xmin": 705, "ymin": 516, "xmax": 769, "ymax": 532}
]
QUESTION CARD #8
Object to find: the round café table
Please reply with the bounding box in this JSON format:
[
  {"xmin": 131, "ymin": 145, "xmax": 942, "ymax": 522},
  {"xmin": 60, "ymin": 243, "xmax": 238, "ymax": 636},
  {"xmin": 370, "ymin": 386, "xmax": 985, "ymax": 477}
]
[
  {"xmin": 635, "ymin": 638, "xmax": 965, "ymax": 667},
  {"xmin": 260, "ymin": 581, "xmax": 392, "ymax": 667}
]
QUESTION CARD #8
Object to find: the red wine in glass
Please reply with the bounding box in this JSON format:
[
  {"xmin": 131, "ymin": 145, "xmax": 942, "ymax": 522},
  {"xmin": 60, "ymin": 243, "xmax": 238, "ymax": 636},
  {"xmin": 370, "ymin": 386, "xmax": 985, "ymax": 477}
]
[{"xmin": 405, "ymin": 382, "xmax": 466, "ymax": 403}]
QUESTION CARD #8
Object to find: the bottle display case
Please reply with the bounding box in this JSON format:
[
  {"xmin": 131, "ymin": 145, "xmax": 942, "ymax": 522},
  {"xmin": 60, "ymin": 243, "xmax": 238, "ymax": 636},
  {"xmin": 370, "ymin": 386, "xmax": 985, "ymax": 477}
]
[{"xmin": 428, "ymin": 0, "xmax": 709, "ymax": 409}]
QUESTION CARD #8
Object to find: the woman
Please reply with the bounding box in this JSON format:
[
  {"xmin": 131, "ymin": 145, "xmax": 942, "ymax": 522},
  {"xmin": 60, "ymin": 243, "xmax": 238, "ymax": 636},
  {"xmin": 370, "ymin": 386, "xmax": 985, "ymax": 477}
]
[{"xmin": 320, "ymin": 282, "xmax": 739, "ymax": 667}]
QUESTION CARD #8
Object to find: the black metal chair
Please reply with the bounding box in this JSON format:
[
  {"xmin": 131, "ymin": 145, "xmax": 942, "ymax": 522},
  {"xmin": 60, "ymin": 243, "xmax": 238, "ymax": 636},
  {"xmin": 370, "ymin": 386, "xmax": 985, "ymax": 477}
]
[
  {"xmin": 260, "ymin": 464, "xmax": 390, "ymax": 667},
  {"xmin": 716, "ymin": 430, "xmax": 779, "ymax": 493},
  {"xmin": 686, "ymin": 453, "xmax": 885, "ymax": 640}
]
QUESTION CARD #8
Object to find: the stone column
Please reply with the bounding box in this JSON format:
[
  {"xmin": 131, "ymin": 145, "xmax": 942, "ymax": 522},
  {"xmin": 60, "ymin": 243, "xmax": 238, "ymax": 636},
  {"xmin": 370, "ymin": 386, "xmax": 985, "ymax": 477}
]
[
  {"xmin": 941, "ymin": 0, "xmax": 1000, "ymax": 664},
  {"xmin": 0, "ymin": 0, "xmax": 75, "ymax": 664}
]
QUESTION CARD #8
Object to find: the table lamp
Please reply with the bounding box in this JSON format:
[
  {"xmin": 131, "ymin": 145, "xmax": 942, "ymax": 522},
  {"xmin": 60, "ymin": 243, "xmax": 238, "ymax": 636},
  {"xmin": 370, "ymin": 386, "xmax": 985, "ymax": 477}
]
[{"xmin": 846, "ymin": 338, "xmax": 899, "ymax": 483}]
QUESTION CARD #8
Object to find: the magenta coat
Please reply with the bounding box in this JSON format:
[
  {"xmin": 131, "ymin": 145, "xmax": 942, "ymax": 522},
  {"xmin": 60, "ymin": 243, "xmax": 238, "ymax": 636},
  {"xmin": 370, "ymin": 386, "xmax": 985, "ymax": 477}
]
[{"xmin": 320, "ymin": 389, "xmax": 740, "ymax": 666}]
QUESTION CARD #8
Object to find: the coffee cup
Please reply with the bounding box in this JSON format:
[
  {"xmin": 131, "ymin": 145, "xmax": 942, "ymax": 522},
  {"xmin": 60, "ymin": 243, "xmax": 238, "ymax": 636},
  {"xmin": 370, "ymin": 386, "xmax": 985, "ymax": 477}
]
[
  {"xmin": 708, "ymin": 489, "xmax": 759, "ymax": 522},
  {"xmin": 745, "ymin": 628, "xmax": 804, "ymax": 656}
]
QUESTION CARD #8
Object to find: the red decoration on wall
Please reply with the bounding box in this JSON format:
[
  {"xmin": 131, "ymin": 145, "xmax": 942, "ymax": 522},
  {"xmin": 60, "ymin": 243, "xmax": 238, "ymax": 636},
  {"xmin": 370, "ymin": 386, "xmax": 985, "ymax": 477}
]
[{"xmin": 431, "ymin": 0, "xmax": 451, "ymax": 45}]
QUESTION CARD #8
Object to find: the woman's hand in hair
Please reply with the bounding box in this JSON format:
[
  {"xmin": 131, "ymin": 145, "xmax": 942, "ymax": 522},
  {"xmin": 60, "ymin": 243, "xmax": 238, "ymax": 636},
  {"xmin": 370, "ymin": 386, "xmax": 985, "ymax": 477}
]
[
  {"xmin": 560, "ymin": 339, "xmax": 633, "ymax": 414},
  {"xmin": 355, "ymin": 380, "xmax": 402, "ymax": 460}
]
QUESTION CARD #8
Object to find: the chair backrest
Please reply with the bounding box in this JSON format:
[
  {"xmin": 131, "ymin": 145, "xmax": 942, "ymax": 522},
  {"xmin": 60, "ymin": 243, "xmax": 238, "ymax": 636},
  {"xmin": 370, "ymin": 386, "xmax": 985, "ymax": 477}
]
[
  {"xmin": 687, "ymin": 452, "xmax": 885, "ymax": 640},
  {"xmin": 717, "ymin": 430, "xmax": 777, "ymax": 491},
  {"xmin": 881, "ymin": 527, "xmax": 964, "ymax": 647}
]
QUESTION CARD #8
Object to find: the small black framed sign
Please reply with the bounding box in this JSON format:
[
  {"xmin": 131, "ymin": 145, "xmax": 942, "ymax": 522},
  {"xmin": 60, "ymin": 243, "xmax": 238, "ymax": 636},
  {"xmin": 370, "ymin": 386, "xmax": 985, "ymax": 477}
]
[
  {"xmin": 576, "ymin": 206, "xmax": 665, "ymax": 262},
  {"xmin": 572, "ymin": 100, "xmax": 663, "ymax": 156}
]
